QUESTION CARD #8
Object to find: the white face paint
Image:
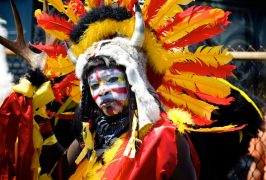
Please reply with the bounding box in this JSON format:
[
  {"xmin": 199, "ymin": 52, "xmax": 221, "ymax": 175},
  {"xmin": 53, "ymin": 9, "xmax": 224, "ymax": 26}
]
[{"xmin": 88, "ymin": 66, "xmax": 129, "ymax": 116}]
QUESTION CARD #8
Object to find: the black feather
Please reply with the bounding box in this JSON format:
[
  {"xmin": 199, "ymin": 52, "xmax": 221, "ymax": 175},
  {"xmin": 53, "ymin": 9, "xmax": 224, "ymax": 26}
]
[
  {"xmin": 24, "ymin": 68, "xmax": 48, "ymax": 88},
  {"xmin": 70, "ymin": 6, "xmax": 132, "ymax": 43}
]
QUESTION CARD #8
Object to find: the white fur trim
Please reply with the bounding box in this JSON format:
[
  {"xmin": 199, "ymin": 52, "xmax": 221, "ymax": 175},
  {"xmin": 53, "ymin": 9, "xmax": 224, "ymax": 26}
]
[{"xmin": 75, "ymin": 54, "xmax": 88, "ymax": 80}]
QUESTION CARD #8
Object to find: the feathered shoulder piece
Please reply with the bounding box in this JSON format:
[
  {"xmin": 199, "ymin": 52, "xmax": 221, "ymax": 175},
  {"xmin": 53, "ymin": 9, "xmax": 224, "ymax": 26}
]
[{"xmin": 33, "ymin": 0, "xmax": 263, "ymax": 133}]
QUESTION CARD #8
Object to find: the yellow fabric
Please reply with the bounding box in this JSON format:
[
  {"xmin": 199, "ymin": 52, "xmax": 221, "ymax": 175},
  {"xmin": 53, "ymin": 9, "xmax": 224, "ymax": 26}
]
[
  {"xmin": 31, "ymin": 120, "xmax": 43, "ymax": 179},
  {"xmin": 75, "ymin": 123, "xmax": 94, "ymax": 164},
  {"xmin": 43, "ymin": 135, "xmax": 58, "ymax": 146},
  {"xmin": 123, "ymin": 115, "xmax": 140, "ymax": 158},
  {"xmin": 39, "ymin": 173, "xmax": 52, "ymax": 180},
  {"xmin": 12, "ymin": 78, "xmax": 36, "ymax": 98},
  {"xmin": 32, "ymin": 81, "xmax": 55, "ymax": 110},
  {"xmin": 54, "ymin": 97, "xmax": 73, "ymax": 125},
  {"xmin": 34, "ymin": 106, "xmax": 49, "ymax": 118},
  {"xmin": 70, "ymin": 134, "xmax": 126, "ymax": 180}
]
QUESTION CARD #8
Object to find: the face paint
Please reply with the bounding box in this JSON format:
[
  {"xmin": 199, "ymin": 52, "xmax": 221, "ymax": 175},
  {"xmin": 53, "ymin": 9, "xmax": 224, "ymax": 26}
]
[{"xmin": 88, "ymin": 66, "xmax": 128, "ymax": 116}]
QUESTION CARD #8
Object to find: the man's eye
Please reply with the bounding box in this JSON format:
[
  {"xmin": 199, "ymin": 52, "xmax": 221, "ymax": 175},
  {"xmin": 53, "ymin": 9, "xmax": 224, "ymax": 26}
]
[
  {"xmin": 90, "ymin": 83, "xmax": 99, "ymax": 89},
  {"xmin": 108, "ymin": 77, "xmax": 119, "ymax": 82}
]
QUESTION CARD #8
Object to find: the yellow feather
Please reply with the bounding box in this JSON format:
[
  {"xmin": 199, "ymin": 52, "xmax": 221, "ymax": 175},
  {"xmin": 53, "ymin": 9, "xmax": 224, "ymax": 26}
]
[
  {"xmin": 69, "ymin": 81, "xmax": 81, "ymax": 103},
  {"xmin": 218, "ymin": 78, "xmax": 264, "ymax": 119},
  {"xmin": 85, "ymin": 0, "xmax": 99, "ymax": 8},
  {"xmin": 163, "ymin": 71, "xmax": 231, "ymax": 98},
  {"xmin": 142, "ymin": 0, "xmax": 152, "ymax": 18},
  {"xmin": 159, "ymin": 8, "xmax": 226, "ymax": 43},
  {"xmin": 167, "ymin": 46, "xmax": 233, "ymax": 67},
  {"xmin": 185, "ymin": 125, "xmax": 241, "ymax": 133},
  {"xmin": 71, "ymin": 18, "xmax": 135, "ymax": 56},
  {"xmin": 44, "ymin": 55, "xmax": 75, "ymax": 78},
  {"xmin": 119, "ymin": 0, "xmax": 130, "ymax": 7},
  {"xmin": 168, "ymin": 108, "xmax": 194, "ymax": 125},
  {"xmin": 158, "ymin": 86, "xmax": 218, "ymax": 119},
  {"xmin": 47, "ymin": 0, "xmax": 65, "ymax": 13},
  {"xmin": 65, "ymin": 5, "xmax": 79, "ymax": 23},
  {"xmin": 149, "ymin": 0, "xmax": 193, "ymax": 30},
  {"xmin": 176, "ymin": 123, "xmax": 187, "ymax": 134},
  {"xmin": 45, "ymin": 29, "xmax": 69, "ymax": 41},
  {"xmin": 104, "ymin": 0, "xmax": 118, "ymax": 5},
  {"xmin": 143, "ymin": 30, "xmax": 173, "ymax": 74},
  {"xmin": 70, "ymin": 19, "xmax": 172, "ymax": 75}
]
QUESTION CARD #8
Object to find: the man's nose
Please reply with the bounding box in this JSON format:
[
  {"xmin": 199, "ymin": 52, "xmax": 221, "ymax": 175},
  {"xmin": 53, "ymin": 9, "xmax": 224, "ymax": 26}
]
[{"xmin": 99, "ymin": 87, "xmax": 110, "ymax": 96}]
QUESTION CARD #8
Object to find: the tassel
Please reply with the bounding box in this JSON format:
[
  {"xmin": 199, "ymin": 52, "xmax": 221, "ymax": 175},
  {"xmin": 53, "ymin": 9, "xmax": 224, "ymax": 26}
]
[
  {"xmin": 75, "ymin": 123, "xmax": 95, "ymax": 164},
  {"xmin": 123, "ymin": 115, "xmax": 141, "ymax": 158}
]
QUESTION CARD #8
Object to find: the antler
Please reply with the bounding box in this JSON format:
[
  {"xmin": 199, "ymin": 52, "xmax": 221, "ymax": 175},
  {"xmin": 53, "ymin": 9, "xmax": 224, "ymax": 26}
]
[{"xmin": 0, "ymin": 0, "xmax": 43, "ymax": 67}]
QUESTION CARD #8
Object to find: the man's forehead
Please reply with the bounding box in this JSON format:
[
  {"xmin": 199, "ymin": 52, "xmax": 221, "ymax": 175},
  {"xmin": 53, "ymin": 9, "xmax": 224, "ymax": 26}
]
[{"xmin": 89, "ymin": 67, "xmax": 124, "ymax": 80}]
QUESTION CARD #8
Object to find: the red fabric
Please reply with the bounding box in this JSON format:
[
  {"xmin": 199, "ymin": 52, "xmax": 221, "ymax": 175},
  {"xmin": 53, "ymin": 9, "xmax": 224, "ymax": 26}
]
[
  {"xmin": 38, "ymin": 119, "xmax": 53, "ymax": 136},
  {"xmin": 185, "ymin": 133, "xmax": 201, "ymax": 179},
  {"xmin": 103, "ymin": 113, "xmax": 178, "ymax": 180},
  {"xmin": 0, "ymin": 92, "xmax": 34, "ymax": 180}
]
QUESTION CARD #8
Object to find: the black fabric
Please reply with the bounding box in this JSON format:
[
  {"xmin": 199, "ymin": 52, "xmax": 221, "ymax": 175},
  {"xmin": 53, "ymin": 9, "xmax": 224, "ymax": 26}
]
[
  {"xmin": 93, "ymin": 114, "xmax": 130, "ymax": 152},
  {"xmin": 40, "ymin": 142, "xmax": 64, "ymax": 175},
  {"xmin": 70, "ymin": 5, "xmax": 132, "ymax": 43}
]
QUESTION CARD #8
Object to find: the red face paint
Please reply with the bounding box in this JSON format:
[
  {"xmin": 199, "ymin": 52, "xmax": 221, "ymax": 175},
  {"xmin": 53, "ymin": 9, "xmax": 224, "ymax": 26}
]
[{"xmin": 88, "ymin": 66, "xmax": 128, "ymax": 116}]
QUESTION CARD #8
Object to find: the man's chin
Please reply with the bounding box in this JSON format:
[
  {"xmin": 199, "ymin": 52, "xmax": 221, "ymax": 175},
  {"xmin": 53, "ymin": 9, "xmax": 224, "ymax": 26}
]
[{"xmin": 102, "ymin": 105, "xmax": 123, "ymax": 116}]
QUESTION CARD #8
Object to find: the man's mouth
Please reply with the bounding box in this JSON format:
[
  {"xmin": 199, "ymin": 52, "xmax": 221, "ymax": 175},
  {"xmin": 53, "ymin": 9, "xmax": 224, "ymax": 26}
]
[{"xmin": 100, "ymin": 99, "xmax": 114, "ymax": 108}]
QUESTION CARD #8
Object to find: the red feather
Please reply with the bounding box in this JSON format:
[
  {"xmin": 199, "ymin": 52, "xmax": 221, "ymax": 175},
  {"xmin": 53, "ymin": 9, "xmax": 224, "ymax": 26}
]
[
  {"xmin": 127, "ymin": 0, "xmax": 138, "ymax": 11},
  {"xmin": 163, "ymin": 18, "xmax": 230, "ymax": 48},
  {"xmin": 161, "ymin": 78, "xmax": 234, "ymax": 105},
  {"xmin": 156, "ymin": 6, "xmax": 211, "ymax": 36},
  {"xmin": 144, "ymin": 0, "xmax": 168, "ymax": 23},
  {"xmin": 170, "ymin": 61, "xmax": 235, "ymax": 78},
  {"xmin": 67, "ymin": 0, "xmax": 86, "ymax": 17},
  {"xmin": 157, "ymin": 92, "xmax": 215, "ymax": 126},
  {"xmin": 195, "ymin": 87, "xmax": 235, "ymax": 105},
  {"xmin": 35, "ymin": 13, "xmax": 73, "ymax": 35},
  {"xmin": 192, "ymin": 115, "xmax": 216, "ymax": 126},
  {"xmin": 30, "ymin": 43, "xmax": 67, "ymax": 58},
  {"xmin": 53, "ymin": 72, "xmax": 78, "ymax": 104}
]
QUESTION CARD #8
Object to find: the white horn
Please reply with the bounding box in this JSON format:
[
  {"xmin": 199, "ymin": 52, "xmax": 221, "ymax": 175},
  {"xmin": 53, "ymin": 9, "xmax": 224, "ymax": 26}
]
[
  {"xmin": 130, "ymin": 2, "xmax": 145, "ymax": 47},
  {"xmin": 65, "ymin": 41, "xmax": 77, "ymax": 64}
]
